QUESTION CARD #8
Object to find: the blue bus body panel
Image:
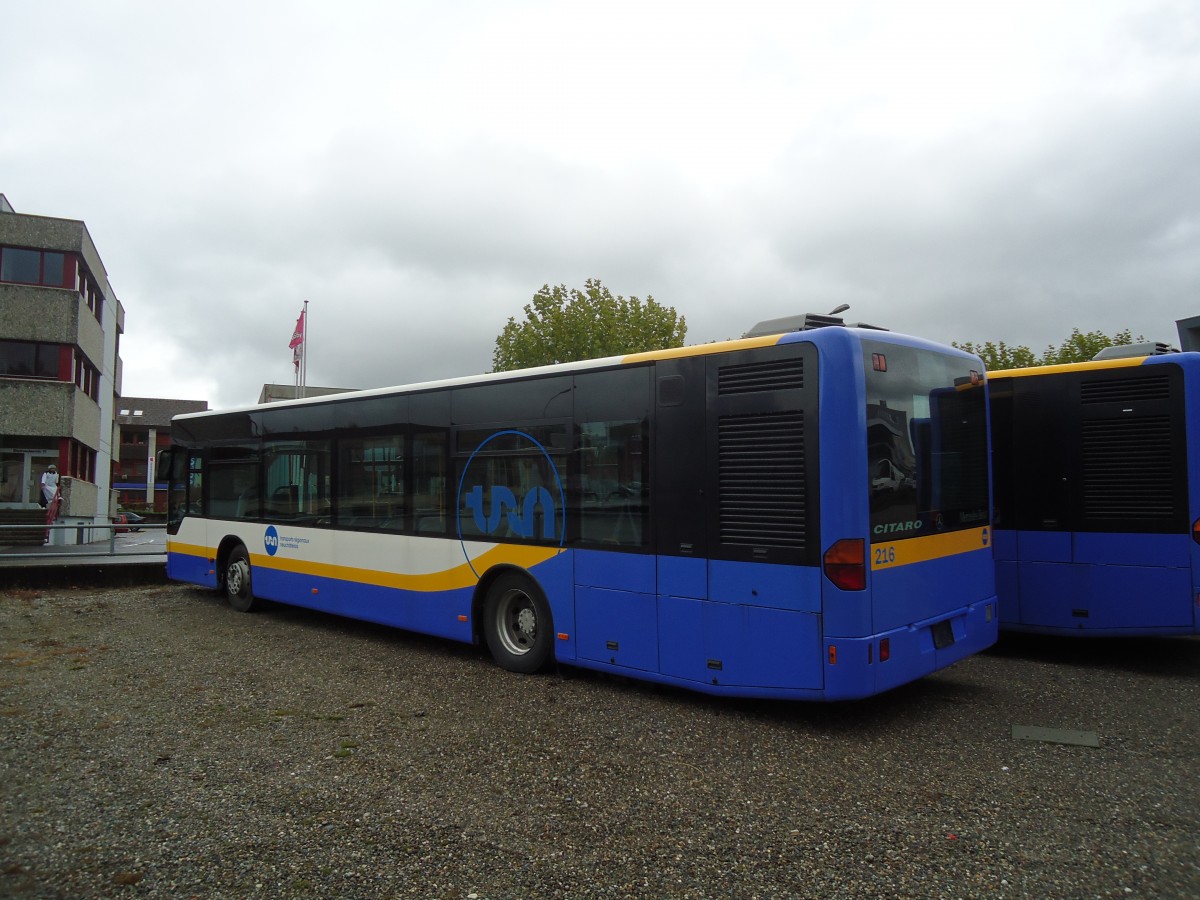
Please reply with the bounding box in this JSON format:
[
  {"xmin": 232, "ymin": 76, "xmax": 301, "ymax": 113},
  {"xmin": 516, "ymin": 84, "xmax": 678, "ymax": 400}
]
[
  {"xmin": 993, "ymin": 529, "xmax": 1017, "ymax": 560},
  {"xmin": 709, "ymin": 560, "xmax": 821, "ymax": 612},
  {"xmin": 657, "ymin": 555, "xmax": 706, "ymax": 600},
  {"xmin": 996, "ymin": 559, "xmax": 1019, "ymax": 624},
  {"xmin": 825, "ymin": 599, "xmax": 997, "ymax": 699},
  {"xmin": 574, "ymin": 549, "xmax": 656, "ymax": 593},
  {"xmin": 167, "ymin": 552, "xmax": 215, "ymax": 588},
  {"xmin": 657, "ymin": 595, "xmax": 823, "ymax": 691},
  {"xmin": 1016, "ymin": 530, "xmax": 1072, "ymax": 564},
  {"xmin": 575, "ymin": 586, "xmax": 659, "ymax": 671},
  {"xmin": 249, "ymin": 560, "xmax": 475, "ymax": 643},
  {"xmin": 870, "ymin": 547, "xmax": 995, "ymax": 633},
  {"xmin": 997, "ymin": 528, "xmax": 1198, "ymax": 635},
  {"xmin": 1074, "ymin": 532, "xmax": 1190, "ymax": 568}
]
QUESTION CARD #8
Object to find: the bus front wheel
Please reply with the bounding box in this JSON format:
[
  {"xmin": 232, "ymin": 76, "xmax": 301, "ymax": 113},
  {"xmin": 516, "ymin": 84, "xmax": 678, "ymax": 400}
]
[
  {"xmin": 483, "ymin": 573, "xmax": 553, "ymax": 674},
  {"xmin": 224, "ymin": 544, "xmax": 258, "ymax": 613}
]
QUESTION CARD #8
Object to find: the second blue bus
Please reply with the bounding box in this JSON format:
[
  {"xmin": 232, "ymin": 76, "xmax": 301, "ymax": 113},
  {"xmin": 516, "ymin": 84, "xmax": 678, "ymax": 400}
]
[{"xmin": 989, "ymin": 348, "xmax": 1200, "ymax": 636}]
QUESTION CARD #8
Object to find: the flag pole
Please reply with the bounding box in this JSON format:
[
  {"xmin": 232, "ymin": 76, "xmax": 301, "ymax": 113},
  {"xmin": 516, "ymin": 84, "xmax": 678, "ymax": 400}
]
[
  {"xmin": 289, "ymin": 303, "xmax": 307, "ymax": 401},
  {"xmin": 296, "ymin": 301, "xmax": 304, "ymax": 400},
  {"xmin": 294, "ymin": 313, "xmax": 301, "ymax": 398}
]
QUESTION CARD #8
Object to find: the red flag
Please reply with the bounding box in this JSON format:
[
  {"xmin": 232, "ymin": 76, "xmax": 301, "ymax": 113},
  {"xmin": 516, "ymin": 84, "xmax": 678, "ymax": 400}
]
[
  {"xmin": 289, "ymin": 309, "xmax": 305, "ymax": 350},
  {"xmin": 289, "ymin": 309, "xmax": 305, "ymax": 371}
]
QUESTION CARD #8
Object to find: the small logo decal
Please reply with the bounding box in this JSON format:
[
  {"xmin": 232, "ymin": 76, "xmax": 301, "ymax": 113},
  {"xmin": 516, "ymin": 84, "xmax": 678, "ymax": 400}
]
[{"xmin": 264, "ymin": 525, "xmax": 279, "ymax": 556}]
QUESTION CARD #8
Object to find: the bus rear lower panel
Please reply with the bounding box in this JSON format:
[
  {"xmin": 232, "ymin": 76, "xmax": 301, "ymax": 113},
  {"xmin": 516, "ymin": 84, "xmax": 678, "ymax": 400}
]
[
  {"xmin": 823, "ymin": 599, "xmax": 997, "ymax": 699},
  {"xmin": 995, "ymin": 529, "xmax": 1198, "ymax": 636}
]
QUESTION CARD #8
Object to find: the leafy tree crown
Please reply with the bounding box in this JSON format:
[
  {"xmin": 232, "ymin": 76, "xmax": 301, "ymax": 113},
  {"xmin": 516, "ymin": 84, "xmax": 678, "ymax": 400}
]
[
  {"xmin": 493, "ymin": 278, "xmax": 687, "ymax": 372},
  {"xmin": 954, "ymin": 328, "xmax": 1144, "ymax": 371}
]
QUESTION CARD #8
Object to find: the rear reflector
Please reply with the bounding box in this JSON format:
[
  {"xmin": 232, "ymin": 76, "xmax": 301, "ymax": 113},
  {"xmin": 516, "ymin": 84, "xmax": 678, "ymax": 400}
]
[
  {"xmin": 879, "ymin": 638, "xmax": 891, "ymax": 662},
  {"xmin": 824, "ymin": 539, "xmax": 866, "ymax": 590},
  {"xmin": 828, "ymin": 645, "xmax": 837, "ymax": 665}
]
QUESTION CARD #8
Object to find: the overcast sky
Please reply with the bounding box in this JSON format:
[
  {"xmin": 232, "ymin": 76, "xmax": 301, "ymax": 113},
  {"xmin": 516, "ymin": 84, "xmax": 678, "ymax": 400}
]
[{"xmin": 3, "ymin": 0, "xmax": 1198, "ymax": 409}]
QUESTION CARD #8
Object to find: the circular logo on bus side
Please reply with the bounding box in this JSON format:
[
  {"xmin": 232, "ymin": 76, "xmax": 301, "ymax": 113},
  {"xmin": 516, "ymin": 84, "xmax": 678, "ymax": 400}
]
[
  {"xmin": 264, "ymin": 525, "xmax": 280, "ymax": 556},
  {"xmin": 455, "ymin": 429, "xmax": 566, "ymax": 578}
]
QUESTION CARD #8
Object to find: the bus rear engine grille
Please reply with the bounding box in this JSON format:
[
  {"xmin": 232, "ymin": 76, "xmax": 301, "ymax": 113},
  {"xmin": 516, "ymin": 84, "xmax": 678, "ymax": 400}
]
[
  {"xmin": 718, "ymin": 359, "xmax": 804, "ymax": 395},
  {"xmin": 1080, "ymin": 373, "xmax": 1170, "ymax": 404},
  {"xmin": 1081, "ymin": 416, "xmax": 1176, "ymax": 519},
  {"xmin": 718, "ymin": 411, "xmax": 806, "ymax": 549}
]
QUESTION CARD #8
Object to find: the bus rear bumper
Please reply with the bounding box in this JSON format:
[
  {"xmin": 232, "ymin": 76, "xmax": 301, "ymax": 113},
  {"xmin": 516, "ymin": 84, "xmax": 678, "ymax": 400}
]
[{"xmin": 824, "ymin": 597, "xmax": 999, "ymax": 699}]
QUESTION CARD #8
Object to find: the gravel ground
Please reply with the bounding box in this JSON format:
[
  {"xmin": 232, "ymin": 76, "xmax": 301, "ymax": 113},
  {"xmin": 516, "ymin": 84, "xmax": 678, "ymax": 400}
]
[{"xmin": 1, "ymin": 582, "xmax": 1198, "ymax": 899}]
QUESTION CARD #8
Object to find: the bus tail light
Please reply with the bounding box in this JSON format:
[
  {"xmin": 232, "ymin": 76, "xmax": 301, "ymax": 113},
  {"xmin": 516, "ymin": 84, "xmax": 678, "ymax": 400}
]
[
  {"xmin": 1192, "ymin": 518, "xmax": 1200, "ymax": 545},
  {"xmin": 824, "ymin": 539, "xmax": 866, "ymax": 591},
  {"xmin": 879, "ymin": 638, "xmax": 891, "ymax": 662}
]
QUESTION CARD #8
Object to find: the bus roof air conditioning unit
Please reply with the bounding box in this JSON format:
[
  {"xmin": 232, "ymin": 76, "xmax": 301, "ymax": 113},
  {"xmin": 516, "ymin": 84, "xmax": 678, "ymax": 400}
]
[
  {"xmin": 744, "ymin": 313, "xmax": 845, "ymax": 338},
  {"xmin": 1092, "ymin": 341, "xmax": 1177, "ymax": 361},
  {"xmin": 744, "ymin": 312, "xmax": 888, "ymax": 339}
]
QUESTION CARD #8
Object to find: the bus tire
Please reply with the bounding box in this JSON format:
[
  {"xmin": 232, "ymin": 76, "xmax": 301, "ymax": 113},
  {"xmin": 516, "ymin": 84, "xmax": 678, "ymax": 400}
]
[
  {"xmin": 224, "ymin": 544, "xmax": 257, "ymax": 613},
  {"xmin": 483, "ymin": 573, "xmax": 553, "ymax": 674}
]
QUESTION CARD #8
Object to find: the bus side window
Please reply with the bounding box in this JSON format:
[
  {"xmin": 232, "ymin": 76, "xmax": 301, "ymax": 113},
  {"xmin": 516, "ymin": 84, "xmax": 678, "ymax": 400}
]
[
  {"xmin": 263, "ymin": 439, "xmax": 331, "ymax": 523},
  {"xmin": 336, "ymin": 434, "xmax": 405, "ymax": 529},
  {"xmin": 413, "ymin": 430, "xmax": 447, "ymax": 534},
  {"xmin": 579, "ymin": 419, "xmax": 647, "ymax": 547}
]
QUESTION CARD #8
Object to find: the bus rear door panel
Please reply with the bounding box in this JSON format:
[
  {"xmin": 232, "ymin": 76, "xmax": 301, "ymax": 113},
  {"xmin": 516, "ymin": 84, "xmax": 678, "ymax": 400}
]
[
  {"xmin": 653, "ymin": 342, "xmax": 824, "ymax": 693},
  {"xmin": 648, "ymin": 355, "xmax": 713, "ymax": 683}
]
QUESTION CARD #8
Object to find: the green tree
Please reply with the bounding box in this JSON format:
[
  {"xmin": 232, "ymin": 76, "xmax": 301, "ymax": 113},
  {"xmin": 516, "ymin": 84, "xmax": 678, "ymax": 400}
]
[
  {"xmin": 951, "ymin": 340, "xmax": 1038, "ymax": 371},
  {"xmin": 954, "ymin": 328, "xmax": 1143, "ymax": 370},
  {"xmin": 493, "ymin": 279, "xmax": 687, "ymax": 372},
  {"xmin": 1038, "ymin": 328, "xmax": 1137, "ymax": 366}
]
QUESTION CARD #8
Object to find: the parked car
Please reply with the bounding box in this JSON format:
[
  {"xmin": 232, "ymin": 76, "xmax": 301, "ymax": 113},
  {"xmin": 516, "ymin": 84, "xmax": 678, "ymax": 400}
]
[{"xmin": 113, "ymin": 512, "xmax": 145, "ymax": 533}]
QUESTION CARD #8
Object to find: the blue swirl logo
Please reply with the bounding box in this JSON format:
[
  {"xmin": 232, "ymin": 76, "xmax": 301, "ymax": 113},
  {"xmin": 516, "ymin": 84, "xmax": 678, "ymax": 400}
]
[{"xmin": 456, "ymin": 430, "xmax": 565, "ymax": 576}]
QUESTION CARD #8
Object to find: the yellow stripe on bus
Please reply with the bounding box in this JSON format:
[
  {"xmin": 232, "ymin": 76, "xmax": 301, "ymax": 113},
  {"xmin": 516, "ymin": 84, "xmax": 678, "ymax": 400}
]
[
  {"xmin": 622, "ymin": 335, "xmax": 783, "ymax": 364},
  {"xmin": 870, "ymin": 526, "xmax": 991, "ymax": 570},
  {"xmin": 987, "ymin": 357, "xmax": 1146, "ymax": 379},
  {"xmin": 167, "ymin": 540, "xmax": 562, "ymax": 593},
  {"xmin": 167, "ymin": 540, "xmax": 209, "ymax": 559}
]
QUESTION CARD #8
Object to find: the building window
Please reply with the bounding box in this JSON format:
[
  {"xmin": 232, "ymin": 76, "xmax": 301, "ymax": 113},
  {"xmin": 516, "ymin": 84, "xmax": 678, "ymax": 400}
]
[
  {"xmin": 0, "ymin": 340, "xmax": 60, "ymax": 378},
  {"xmin": 0, "ymin": 246, "xmax": 69, "ymax": 288},
  {"xmin": 0, "ymin": 247, "xmax": 40, "ymax": 283},
  {"xmin": 43, "ymin": 252, "xmax": 64, "ymax": 285},
  {"xmin": 69, "ymin": 441, "xmax": 96, "ymax": 483},
  {"xmin": 73, "ymin": 350, "xmax": 100, "ymax": 402}
]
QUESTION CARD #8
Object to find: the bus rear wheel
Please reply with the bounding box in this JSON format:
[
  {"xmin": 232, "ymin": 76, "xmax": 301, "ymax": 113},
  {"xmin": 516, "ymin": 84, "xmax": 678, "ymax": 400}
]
[
  {"xmin": 224, "ymin": 544, "xmax": 258, "ymax": 613},
  {"xmin": 483, "ymin": 573, "xmax": 553, "ymax": 674}
]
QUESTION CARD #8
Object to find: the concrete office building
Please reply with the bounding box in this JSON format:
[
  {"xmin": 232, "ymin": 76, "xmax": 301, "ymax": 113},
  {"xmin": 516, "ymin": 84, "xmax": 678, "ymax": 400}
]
[{"xmin": 0, "ymin": 194, "xmax": 125, "ymax": 537}]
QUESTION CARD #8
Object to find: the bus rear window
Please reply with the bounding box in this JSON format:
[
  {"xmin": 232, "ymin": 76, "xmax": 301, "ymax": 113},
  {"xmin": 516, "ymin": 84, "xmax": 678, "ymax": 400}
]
[{"xmin": 863, "ymin": 342, "xmax": 989, "ymax": 541}]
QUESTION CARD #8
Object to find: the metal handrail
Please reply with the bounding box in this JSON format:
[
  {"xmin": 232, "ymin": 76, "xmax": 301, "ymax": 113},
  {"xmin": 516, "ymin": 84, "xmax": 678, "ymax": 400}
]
[{"xmin": 0, "ymin": 521, "xmax": 167, "ymax": 559}]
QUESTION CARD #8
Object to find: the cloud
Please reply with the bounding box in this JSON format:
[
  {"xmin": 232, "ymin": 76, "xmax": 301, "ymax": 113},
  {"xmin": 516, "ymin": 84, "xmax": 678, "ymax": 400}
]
[{"xmin": 2, "ymin": 1, "xmax": 1198, "ymax": 408}]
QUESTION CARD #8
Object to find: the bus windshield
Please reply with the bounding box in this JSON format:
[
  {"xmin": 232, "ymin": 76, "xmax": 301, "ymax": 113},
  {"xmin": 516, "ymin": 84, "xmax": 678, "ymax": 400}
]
[{"xmin": 863, "ymin": 341, "xmax": 989, "ymax": 541}]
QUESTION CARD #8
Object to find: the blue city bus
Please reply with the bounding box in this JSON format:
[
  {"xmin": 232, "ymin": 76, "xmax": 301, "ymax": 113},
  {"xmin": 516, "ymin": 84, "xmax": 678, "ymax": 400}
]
[
  {"xmin": 989, "ymin": 348, "xmax": 1200, "ymax": 636},
  {"xmin": 162, "ymin": 316, "xmax": 996, "ymax": 700}
]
